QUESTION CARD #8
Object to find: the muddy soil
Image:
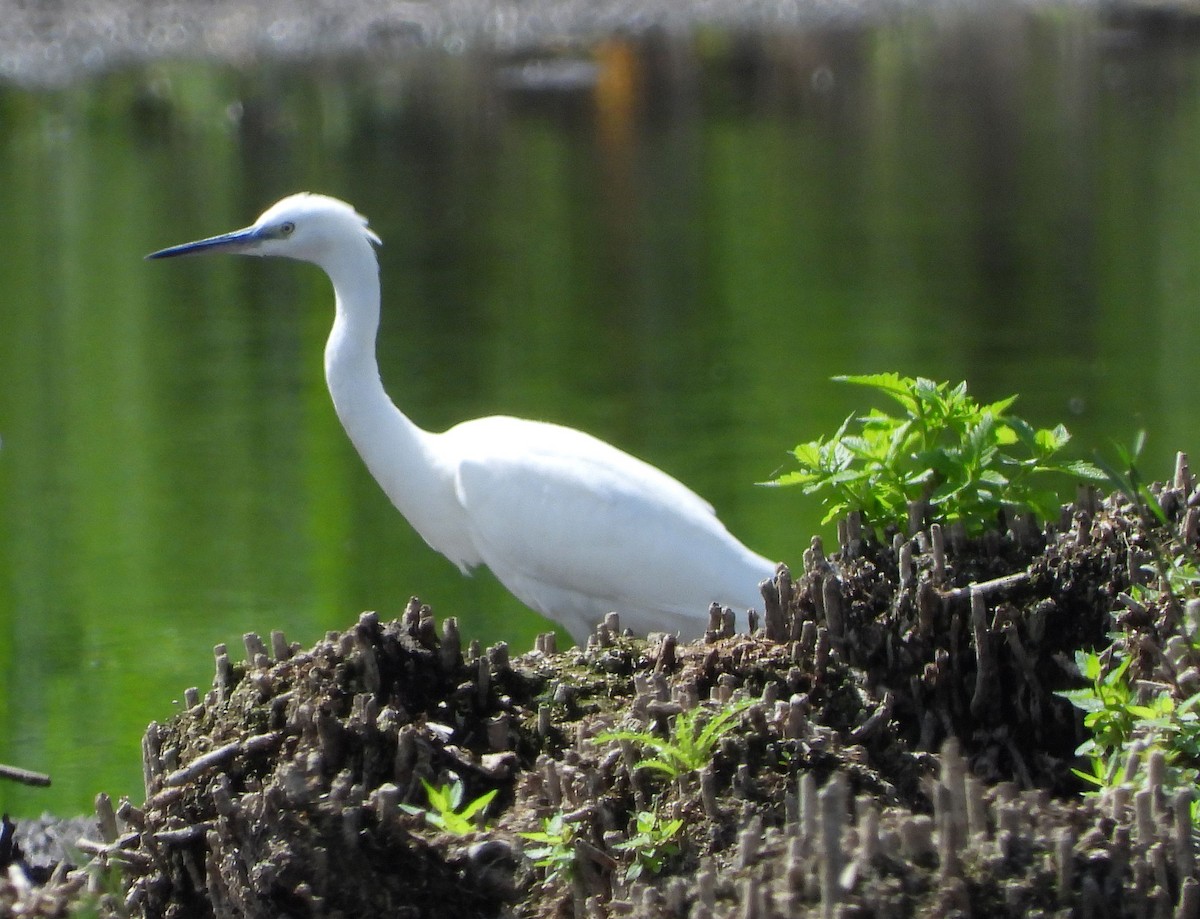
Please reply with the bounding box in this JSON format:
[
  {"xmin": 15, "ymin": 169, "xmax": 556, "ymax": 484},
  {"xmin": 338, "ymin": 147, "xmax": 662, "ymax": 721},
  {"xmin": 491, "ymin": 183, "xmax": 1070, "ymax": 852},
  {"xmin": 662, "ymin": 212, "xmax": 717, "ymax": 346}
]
[{"xmin": 5, "ymin": 465, "xmax": 1200, "ymax": 917}]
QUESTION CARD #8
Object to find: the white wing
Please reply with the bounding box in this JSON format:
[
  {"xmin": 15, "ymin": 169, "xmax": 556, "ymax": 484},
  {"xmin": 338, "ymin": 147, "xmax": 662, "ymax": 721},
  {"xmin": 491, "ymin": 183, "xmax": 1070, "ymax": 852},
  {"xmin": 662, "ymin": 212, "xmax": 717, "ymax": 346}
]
[{"xmin": 443, "ymin": 416, "xmax": 772, "ymax": 638}]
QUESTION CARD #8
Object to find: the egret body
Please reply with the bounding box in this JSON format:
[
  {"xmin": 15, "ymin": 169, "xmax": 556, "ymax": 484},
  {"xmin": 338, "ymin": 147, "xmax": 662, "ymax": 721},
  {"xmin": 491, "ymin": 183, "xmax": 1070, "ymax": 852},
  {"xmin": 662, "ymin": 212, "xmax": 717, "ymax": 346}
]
[{"xmin": 148, "ymin": 194, "xmax": 775, "ymax": 641}]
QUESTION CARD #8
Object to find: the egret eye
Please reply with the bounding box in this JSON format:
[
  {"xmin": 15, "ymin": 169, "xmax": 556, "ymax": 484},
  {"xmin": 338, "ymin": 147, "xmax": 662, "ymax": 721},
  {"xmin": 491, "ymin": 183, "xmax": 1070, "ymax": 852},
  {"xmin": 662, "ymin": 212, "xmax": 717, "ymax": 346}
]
[{"xmin": 280, "ymin": 221, "xmax": 296, "ymax": 236}]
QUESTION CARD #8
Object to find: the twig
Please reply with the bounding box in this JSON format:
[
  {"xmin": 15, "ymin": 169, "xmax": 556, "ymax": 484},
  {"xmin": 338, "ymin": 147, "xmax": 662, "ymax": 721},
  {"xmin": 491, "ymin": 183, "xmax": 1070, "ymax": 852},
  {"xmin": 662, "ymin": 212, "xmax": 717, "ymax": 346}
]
[
  {"xmin": 151, "ymin": 822, "xmax": 213, "ymax": 846},
  {"xmin": 162, "ymin": 732, "xmax": 280, "ymax": 788},
  {"xmin": 0, "ymin": 762, "xmax": 51, "ymax": 787},
  {"xmin": 969, "ymin": 590, "xmax": 994, "ymax": 719},
  {"xmin": 76, "ymin": 835, "xmax": 153, "ymax": 868},
  {"xmin": 939, "ymin": 572, "xmax": 1030, "ymax": 603}
]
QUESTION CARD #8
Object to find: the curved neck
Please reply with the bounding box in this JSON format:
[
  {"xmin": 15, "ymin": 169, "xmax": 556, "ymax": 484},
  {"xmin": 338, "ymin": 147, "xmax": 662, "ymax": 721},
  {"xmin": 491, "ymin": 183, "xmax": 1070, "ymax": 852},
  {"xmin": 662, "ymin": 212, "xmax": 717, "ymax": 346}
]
[
  {"xmin": 320, "ymin": 241, "xmax": 446, "ymax": 523},
  {"xmin": 322, "ymin": 240, "xmax": 390, "ymax": 428}
]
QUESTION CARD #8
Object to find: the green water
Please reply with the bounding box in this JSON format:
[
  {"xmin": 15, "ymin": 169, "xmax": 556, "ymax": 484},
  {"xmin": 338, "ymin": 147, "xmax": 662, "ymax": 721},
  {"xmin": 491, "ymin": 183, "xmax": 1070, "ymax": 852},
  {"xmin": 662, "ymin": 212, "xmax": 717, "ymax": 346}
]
[{"xmin": 3, "ymin": 10, "xmax": 1200, "ymax": 816}]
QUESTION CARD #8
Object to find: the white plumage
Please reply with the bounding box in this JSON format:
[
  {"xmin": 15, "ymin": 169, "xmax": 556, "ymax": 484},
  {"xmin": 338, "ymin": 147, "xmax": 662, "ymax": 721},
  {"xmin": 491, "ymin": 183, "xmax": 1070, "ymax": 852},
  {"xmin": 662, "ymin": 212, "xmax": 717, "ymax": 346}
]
[{"xmin": 149, "ymin": 193, "xmax": 776, "ymax": 641}]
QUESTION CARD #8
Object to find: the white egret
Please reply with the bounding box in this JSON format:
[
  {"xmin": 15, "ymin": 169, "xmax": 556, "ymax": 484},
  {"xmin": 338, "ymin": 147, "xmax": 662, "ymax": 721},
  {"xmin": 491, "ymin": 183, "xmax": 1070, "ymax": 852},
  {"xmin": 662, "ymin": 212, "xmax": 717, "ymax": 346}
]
[{"xmin": 148, "ymin": 193, "xmax": 775, "ymax": 642}]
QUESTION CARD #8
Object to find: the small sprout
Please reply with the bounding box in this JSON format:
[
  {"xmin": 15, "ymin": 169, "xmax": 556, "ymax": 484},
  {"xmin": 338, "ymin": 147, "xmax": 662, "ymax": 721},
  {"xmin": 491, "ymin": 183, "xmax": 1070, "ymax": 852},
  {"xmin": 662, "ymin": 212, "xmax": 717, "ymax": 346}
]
[
  {"xmin": 1058, "ymin": 648, "xmax": 1200, "ymax": 824},
  {"xmin": 1060, "ymin": 433, "xmax": 1200, "ymax": 827},
  {"xmin": 520, "ymin": 812, "xmax": 577, "ymax": 884},
  {"xmin": 597, "ymin": 699, "xmax": 754, "ymax": 781},
  {"xmin": 1095, "ymin": 432, "xmax": 1191, "ymax": 615},
  {"xmin": 613, "ymin": 810, "xmax": 684, "ymax": 882},
  {"xmin": 399, "ymin": 775, "xmax": 497, "ymax": 835},
  {"xmin": 1056, "ymin": 650, "xmax": 1138, "ymax": 758},
  {"xmin": 1092, "ymin": 431, "xmax": 1170, "ymax": 529}
]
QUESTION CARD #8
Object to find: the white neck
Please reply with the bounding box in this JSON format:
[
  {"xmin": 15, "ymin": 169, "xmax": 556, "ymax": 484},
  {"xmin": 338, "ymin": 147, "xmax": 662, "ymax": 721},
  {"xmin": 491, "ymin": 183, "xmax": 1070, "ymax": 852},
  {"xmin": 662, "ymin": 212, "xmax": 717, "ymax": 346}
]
[
  {"xmin": 319, "ymin": 240, "xmax": 470, "ymax": 565},
  {"xmin": 321, "ymin": 240, "xmax": 391, "ymax": 431}
]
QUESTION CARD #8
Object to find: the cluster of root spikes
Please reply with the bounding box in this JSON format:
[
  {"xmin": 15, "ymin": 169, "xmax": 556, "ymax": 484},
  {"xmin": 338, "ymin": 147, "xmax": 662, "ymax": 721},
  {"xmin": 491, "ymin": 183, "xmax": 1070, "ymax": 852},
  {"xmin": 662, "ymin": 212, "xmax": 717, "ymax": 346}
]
[{"xmin": 6, "ymin": 454, "xmax": 1200, "ymax": 918}]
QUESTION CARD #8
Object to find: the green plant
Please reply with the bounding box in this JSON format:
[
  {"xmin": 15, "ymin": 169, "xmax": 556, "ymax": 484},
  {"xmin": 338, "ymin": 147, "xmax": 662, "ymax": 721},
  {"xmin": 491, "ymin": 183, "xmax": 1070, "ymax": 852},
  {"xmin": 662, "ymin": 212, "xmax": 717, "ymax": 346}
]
[
  {"xmin": 67, "ymin": 864, "xmax": 125, "ymax": 917},
  {"xmin": 1051, "ymin": 435, "xmax": 1200, "ymax": 828},
  {"xmin": 1094, "ymin": 432, "xmax": 1190, "ymax": 619},
  {"xmin": 1056, "ymin": 650, "xmax": 1140, "ymax": 761},
  {"xmin": 520, "ymin": 812, "xmax": 577, "ymax": 884},
  {"xmin": 1127, "ymin": 553, "xmax": 1200, "ymax": 612},
  {"xmin": 597, "ymin": 699, "xmax": 753, "ymax": 780},
  {"xmin": 612, "ymin": 810, "xmax": 684, "ymax": 882},
  {"xmin": 400, "ymin": 776, "xmax": 497, "ymax": 835},
  {"xmin": 1092, "ymin": 431, "xmax": 1169, "ymax": 529},
  {"xmin": 67, "ymin": 895, "xmax": 106, "ymax": 919},
  {"xmin": 767, "ymin": 373, "xmax": 1103, "ymax": 535},
  {"xmin": 68, "ymin": 898, "xmax": 105, "ymax": 919},
  {"xmin": 1057, "ymin": 649, "xmax": 1200, "ymax": 806}
]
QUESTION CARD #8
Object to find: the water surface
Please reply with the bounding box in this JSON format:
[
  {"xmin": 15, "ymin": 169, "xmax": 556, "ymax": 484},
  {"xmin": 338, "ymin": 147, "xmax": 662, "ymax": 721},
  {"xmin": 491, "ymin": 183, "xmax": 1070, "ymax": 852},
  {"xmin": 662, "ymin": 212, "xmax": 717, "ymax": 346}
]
[{"xmin": 3, "ymin": 10, "xmax": 1200, "ymax": 814}]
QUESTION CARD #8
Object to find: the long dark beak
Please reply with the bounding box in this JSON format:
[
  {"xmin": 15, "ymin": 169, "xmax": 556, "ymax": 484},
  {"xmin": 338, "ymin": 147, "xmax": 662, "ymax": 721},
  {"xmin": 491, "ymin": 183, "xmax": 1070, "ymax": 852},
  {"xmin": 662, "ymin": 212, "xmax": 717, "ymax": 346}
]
[{"xmin": 145, "ymin": 225, "xmax": 261, "ymax": 260}]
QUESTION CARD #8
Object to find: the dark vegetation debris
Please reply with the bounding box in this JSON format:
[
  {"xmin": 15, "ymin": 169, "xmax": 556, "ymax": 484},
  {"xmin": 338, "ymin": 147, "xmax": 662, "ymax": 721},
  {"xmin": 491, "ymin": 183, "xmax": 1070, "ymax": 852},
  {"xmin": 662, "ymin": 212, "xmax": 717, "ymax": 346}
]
[{"xmin": 5, "ymin": 466, "xmax": 1200, "ymax": 917}]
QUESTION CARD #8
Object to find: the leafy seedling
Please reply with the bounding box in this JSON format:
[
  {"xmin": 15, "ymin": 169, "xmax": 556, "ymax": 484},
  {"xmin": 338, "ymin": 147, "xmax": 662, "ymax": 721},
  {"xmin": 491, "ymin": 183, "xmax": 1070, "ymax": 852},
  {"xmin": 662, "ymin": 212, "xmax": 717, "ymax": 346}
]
[
  {"xmin": 400, "ymin": 776, "xmax": 497, "ymax": 835},
  {"xmin": 1058, "ymin": 649, "xmax": 1200, "ymax": 816},
  {"xmin": 767, "ymin": 373, "xmax": 1104, "ymax": 536},
  {"xmin": 520, "ymin": 812, "xmax": 577, "ymax": 884},
  {"xmin": 613, "ymin": 810, "xmax": 684, "ymax": 882},
  {"xmin": 597, "ymin": 699, "xmax": 754, "ymax": 780},
  {"xmin": 1056, "ymin": 650, "xmax": 1139, "ymax": 759}
]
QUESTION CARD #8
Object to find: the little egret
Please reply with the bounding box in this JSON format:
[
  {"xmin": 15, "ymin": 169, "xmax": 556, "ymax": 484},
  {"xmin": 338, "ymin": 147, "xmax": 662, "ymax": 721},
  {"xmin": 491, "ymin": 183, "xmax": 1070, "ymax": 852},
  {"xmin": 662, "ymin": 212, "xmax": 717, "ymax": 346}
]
[{"xmin": 148, "ymin": 193, "xmax": 775, "ymax": 642}]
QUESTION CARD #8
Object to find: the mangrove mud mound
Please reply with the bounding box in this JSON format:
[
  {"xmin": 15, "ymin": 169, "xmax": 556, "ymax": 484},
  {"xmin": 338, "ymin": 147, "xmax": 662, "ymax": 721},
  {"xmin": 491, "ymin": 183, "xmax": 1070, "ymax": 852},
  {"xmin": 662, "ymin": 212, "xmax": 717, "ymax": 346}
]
[{"xmin": 6, "ymin": 467, "xmax": 1200, "ymax": 918}]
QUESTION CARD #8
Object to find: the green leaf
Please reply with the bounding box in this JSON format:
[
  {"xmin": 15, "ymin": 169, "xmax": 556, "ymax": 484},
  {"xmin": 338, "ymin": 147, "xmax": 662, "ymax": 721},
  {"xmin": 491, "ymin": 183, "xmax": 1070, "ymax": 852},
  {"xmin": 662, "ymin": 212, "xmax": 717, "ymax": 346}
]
[
  {"xmin": 459, "ymin": 788, "xmax": 498, "ymax": 820},
  {"xmin": 761, "ymin": 470, "xmax": 815, "ymax": 488},
  {"xmin": 1035, "ymin": 424, "xmax": 1071, "ymax": 453},
  {"xmin": 792, "ymin": 441, "xmax": 827, "ymax": 468},
  {"xmin": 406, "ymin": 777, "xmax": 496, "ymax": 836},
  {"xmin": 1061, "ymin": 459, "xmax": 1104, "ymax": 481},
  {"xmin": 983, "ymin": 394, "xmax": 1018, "ymax": 417}
]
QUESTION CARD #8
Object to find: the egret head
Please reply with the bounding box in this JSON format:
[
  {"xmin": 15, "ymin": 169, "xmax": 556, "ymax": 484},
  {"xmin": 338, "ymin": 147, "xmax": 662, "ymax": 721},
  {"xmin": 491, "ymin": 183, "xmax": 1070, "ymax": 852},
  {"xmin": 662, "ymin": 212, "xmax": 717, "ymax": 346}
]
[{"xmin": 146, "ymin": 193, "xmax": 381, "ymax": 266}]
